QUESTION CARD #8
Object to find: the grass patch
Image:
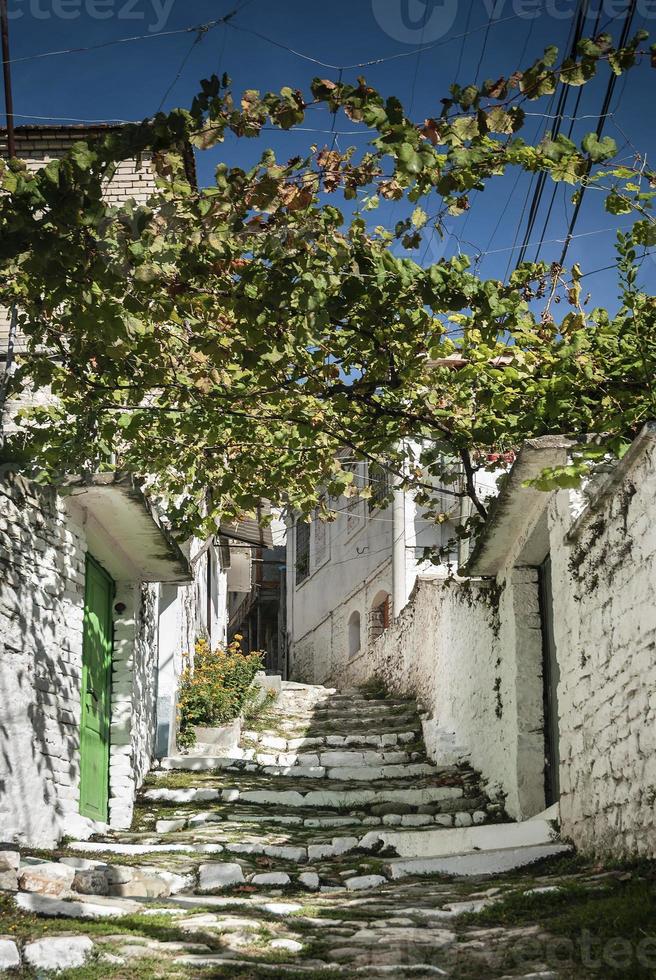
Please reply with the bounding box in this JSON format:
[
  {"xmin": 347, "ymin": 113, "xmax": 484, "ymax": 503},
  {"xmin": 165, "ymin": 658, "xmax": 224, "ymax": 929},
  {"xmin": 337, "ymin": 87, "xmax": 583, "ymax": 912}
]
[
  {"xmin": 464, "ymin": 871, "xmax": 656, "ymax": 978},
  {"xmin": 358, "ymin": 677, "xmax": 392, "ymax": 700}
]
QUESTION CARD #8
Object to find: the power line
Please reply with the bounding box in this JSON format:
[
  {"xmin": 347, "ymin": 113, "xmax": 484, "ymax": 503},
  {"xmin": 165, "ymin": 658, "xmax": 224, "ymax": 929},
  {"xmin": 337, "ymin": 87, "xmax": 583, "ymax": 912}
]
[
  {"xmin": 157, "ymin": 27, "xmax": 208, "ymax": 115},
  {"xmin": 225, "ymin": 12, "xmax": 522, "ymax": 73},
  {"xmin": 556, "ymin": 0, "xmax": 638, "ymax": 269},
  {"xmin": 4, "ymin": 7, "xmax": 248, "ymax": 67},
  {"xmin": 473, "ymin": 0, "xmax": 498, "ymax": 85},
  {"xmin": 453, "ymin": 3, "xmax": 474, "ymax": 85},
  {"xmin": 514, "ymin": 0, "xmax": 589, "ymax": 269},
  {"xmin": 532, "ymin": 0, "xmax": 605, "ymax": 263}
]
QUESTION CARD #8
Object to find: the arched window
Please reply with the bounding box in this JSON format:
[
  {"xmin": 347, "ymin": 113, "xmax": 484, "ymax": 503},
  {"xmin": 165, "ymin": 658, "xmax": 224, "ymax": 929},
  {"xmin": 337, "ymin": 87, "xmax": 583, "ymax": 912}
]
[
  {"xmin": 369, "ymin": 591, "xmax": 391, "ymax": 641},
  {"xmin": 348, "ymin": 611, "xmax": 361, "ymax": 659}
]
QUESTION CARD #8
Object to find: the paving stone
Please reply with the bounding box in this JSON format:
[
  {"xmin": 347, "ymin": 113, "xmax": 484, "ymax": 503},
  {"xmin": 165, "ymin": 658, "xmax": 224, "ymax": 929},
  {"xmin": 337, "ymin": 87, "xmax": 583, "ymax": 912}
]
[
  {"xmin": 156, "ymin": 818, "xmax": 187, "ymax": 833},
  {"xmin": 23, "ymin": 936, "xmax": 94, "ymax": 971},
  {"xmin": 0, "ymin": 939, "xmax": 20, "ymax": 970},
  {"xmin": 298, "ymin": 872, "xmax": 320, "ymax": 891},
  {"xmin": 250, "ymin": 872, "xmax": 291, "ymax": 886},
  {"xmin": 401, "ymin": 814, "xmax": 434, "ymax": 827},
  {"xmin": 187, "ymin": 811, "xmax": 223, "ymax": 827},
  {"xmin": 270, "ymin": 938, "xmax": 303, "ymax": 952},
  {"xmin": 73, "ymin": 867, "xmax": 110, "ymax": 896},
  {"xmin": 264, "ymin": 845, "xmax": 307, "ymax": 863},
  {"xmin": 18, "ymin": 861, "xmax": 75, "ymax": 897},
  {"xmin": 345, "ymin": 874, "xmax": 388, "ymax": 891},
  {"xmin": 15, "ymin": 892, "xmax": 140, "ymax": 919},
  {"xmin": 0, "ymin": 848, "xmax": 20, "ymax": 873},
  {"xmin": 198, "ymin": 862, "xmax": 245, "ymax": 891}
]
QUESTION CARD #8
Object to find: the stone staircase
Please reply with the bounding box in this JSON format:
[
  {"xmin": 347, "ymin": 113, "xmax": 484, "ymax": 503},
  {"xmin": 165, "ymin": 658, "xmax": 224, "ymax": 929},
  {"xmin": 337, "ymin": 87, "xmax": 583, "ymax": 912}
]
[{"xmin": 2, "ymin": 682, "xmax": 570, "ymax": 975}]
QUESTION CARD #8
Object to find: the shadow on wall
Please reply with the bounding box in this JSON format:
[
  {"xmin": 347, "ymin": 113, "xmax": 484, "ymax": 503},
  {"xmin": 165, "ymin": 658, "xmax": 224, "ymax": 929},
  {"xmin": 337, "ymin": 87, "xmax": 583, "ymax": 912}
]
[{"xmin": 0, "ymin": 474, "xmax": 88, "ymax": 846}]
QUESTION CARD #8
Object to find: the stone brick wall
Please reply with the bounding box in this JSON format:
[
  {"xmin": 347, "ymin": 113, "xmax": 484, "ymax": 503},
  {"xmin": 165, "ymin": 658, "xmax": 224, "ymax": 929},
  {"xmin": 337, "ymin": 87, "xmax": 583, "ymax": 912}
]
[
  {"xmin": 0, "ymin": 473, "xmax": 91, "ymax": 846},
  {"xmin": 0, "ymin": 126, "xmax": 159, "ymax": 355},
  {"xmin": 334, "ymin": 575, "xmax": 541, "ymax": 816},
  {"xmin": 0, "ymin": 472, "xmax": 164, "ymax": 845},
  {"xmin": 109, "ymin": 583, "xmax": 159, "ymax": 830},
  {"xmin": 549, "ymin": 439, "xmax": 656, "ymax": 858}
]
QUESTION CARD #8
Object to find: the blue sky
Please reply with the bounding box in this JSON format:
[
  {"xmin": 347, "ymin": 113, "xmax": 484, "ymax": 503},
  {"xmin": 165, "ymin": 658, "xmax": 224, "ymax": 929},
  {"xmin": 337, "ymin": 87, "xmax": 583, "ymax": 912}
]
[{"xmin": 3, "ymin": 0, "xmax": 654, "ymax": 311}]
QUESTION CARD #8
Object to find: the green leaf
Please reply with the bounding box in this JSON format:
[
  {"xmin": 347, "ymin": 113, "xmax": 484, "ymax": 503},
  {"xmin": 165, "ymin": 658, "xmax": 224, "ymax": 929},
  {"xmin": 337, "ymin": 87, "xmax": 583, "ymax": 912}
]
[
  {"xmin": 411, "ymin": 206, "xmax": 428, "ymax": 229},
  {"xmin": 451, "ymin": 116, "xmax": 479, "ymax": 142},
  {"xmin": 581, "ymin": 133, "xmax": 617, "ymax": 162}
]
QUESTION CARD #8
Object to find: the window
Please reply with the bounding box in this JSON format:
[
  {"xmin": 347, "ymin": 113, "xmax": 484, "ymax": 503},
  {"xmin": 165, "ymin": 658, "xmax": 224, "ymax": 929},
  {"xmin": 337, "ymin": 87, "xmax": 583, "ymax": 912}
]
[
  {"xmin": 369, "ymin": 591, "xmax": 391, "ymax": 641},
  {"xmin": 368, "ymin": 462, "xmax": 393, "ymax": 512},
  {"xmin": 295, "ymin": 520, "xmax": 310, "ymax": 585},
  {"xmin": 348, "ymin": 611, "xmax": 361, "ymax": 658}
]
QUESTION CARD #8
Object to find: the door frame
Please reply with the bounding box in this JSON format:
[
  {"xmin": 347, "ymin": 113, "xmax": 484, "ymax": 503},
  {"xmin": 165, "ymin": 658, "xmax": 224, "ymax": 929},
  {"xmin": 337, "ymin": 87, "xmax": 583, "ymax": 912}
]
[
  {"xmin": 538, "ymin": 554, "xmax": 561, "ymax": 806},
  {"xmin": 79, "ymin": 554, "xmax": 114, "ymax": 822}
]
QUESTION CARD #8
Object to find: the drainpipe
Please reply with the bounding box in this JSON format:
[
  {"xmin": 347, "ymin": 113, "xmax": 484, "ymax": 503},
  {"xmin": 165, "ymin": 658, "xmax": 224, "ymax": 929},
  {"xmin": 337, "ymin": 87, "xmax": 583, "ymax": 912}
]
[{"xmin": 392, "ymin": 477, "xmax": 406, "ymax": 620}]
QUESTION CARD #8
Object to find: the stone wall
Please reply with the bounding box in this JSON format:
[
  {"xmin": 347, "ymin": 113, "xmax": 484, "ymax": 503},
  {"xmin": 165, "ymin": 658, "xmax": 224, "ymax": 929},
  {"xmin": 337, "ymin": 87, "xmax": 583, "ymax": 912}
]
[
  {"xmin": 0, "ymin": 473, "xmax": 164, "ymax": 845},
  {"xmin": 0, "ymin": 473, "xmax": 91, "ymax": 846},
  {"xmin": 334, "ymin": 427, "xmax": 656, "ymax": 859},
  {"xmin": 333, "ymin": 575, "xmax": 543, "ymax": 817},
  {"xmin": 547, "ymin": 439, "xmax": 656, "ymax": 858},
  {"xmin": 109, "ymin": 584, "xmax": 160, "ymax": 830}
]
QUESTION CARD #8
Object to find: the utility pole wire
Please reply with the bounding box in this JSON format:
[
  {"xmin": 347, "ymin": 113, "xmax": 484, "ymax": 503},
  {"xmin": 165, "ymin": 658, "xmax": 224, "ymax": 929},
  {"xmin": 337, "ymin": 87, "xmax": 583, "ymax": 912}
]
[{"xmin": 0, "ymin": 0, "xmax": 15, "ymax": 158}]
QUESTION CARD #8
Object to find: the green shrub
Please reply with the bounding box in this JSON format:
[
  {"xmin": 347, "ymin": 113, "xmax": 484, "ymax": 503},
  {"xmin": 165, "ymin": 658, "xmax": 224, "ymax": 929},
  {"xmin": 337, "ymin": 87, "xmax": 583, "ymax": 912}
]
[{"xmin": 177, "ymin": 637, "xmax": 264, "ymax": 749}]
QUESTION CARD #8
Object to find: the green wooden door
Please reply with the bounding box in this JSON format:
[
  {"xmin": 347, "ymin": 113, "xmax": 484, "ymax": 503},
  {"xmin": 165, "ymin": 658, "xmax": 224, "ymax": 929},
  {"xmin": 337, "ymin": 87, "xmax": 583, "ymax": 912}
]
[{"xmin": 79, "ymin": 556, "xmax": 114, "ymax": 822}]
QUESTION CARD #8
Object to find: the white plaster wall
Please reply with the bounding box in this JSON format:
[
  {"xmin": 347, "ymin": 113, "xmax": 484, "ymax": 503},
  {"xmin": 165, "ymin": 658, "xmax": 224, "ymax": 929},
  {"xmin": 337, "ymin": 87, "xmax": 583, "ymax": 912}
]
[
  {"xmin": 155, "ymin": 541, "xmax": 229, "ymax": 758},
  {"xmin": 287, "ymin": 478, "xmax": 451, "ymax": 683},
  {"xmin": 291, "ymin": 560, "xmax": 393, "ymax": 684}
]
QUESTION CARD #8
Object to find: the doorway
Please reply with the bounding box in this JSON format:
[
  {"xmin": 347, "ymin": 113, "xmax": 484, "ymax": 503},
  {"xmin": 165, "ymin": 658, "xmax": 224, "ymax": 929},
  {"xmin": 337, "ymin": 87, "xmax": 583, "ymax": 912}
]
[{"xmin": 79, "ymin": 555, "xmax": 114, "ymax": 822}]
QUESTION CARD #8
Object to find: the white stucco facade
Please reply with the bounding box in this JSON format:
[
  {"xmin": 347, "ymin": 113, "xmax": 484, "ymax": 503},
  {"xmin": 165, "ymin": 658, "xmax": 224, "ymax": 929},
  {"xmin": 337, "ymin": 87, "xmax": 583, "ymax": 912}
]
[
  {"xmin": 286, "ymin": 460, "xmax": 455, "ymax": 684},
  {"xmin": 155, "ymin": 538, "xmax": 229, "ymax": 759}
]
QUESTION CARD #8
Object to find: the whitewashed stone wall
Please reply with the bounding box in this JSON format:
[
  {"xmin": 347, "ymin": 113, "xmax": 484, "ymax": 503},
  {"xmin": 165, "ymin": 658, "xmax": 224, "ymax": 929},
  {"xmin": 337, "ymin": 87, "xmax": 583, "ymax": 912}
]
[
  {"xmin": 335, "ymin": 428, "xmax": 656, "ymax": 859},
  {"xmin": 546, "ymin": 442, "xmax": 656, "ymax": 858},
  {"xmin": 0, "ymin": 473, "xmax": 163, "ymax": 845},
  {"xmin": 109, "ymin": 584, "xmax": 160, "ymax": 830},
  {"xmin": 0, "ymin": 473, "xmax": 91, "ymax": 845},
  {"xmin": 333, "ymin": 575, "xmax": 543, "ymax": 816}
]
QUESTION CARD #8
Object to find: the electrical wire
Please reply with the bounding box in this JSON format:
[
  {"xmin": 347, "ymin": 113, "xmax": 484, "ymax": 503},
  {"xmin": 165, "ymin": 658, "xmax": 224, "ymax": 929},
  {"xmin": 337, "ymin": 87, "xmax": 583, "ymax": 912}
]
[
  {"xmin": 225, "ymin": 12, "xmax": 523, "ymax": 73},
  {"xmin": 556, "ymin": 0, "xmax": 638, "ymax": 269},
  {"xmin": 473, "ymin": 0, "xmax": 498, "ymax": 85},
  {"xmin": 514, "ymin": 0, "xmax": 590, "ymax": 269}
]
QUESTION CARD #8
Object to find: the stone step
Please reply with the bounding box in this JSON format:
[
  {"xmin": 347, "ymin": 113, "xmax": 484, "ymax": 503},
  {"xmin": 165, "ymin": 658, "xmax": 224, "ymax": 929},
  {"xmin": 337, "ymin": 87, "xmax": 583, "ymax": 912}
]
[
  {"xmin": 356, "ymin": 819, "xmax": 559, "ymax": 859},
  {"xmin": 143, "ymin": 783, "xmax": 469, "ymax": 812},
  {"xmin": 385, "ymin": 842, "xmax": 573, "ymax": 879},
  {"xmin": 160, "ymin": 750, "xmax": 427, "ymax": 775},
  {"xmin": 259, "ymin": 763, "xmax": 437, "ymax": 781},
  {"xmin": 247, "ymin": 730, "xmax": 421, "ymax": 752}
]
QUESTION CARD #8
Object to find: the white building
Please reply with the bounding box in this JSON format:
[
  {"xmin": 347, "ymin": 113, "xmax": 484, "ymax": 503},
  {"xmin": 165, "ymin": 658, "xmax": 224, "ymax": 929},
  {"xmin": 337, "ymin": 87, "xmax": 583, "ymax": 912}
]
[
  {"xmin": 0, "ymin": 125, "xmax": 231, "ymax": 846},
  {"xmin": 285, "ymin": 455, "xmax": 476, "ymax": 683}
]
